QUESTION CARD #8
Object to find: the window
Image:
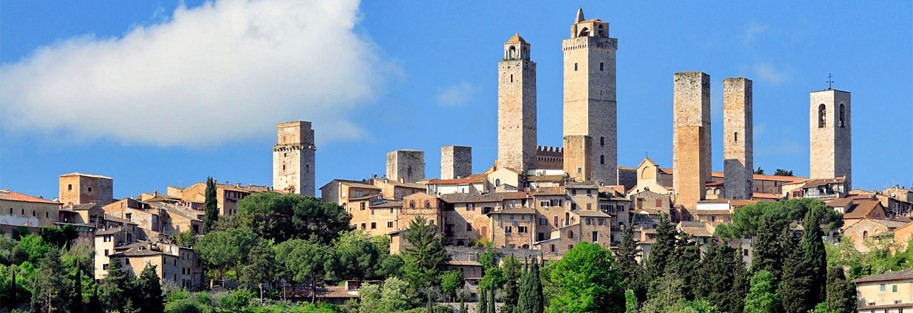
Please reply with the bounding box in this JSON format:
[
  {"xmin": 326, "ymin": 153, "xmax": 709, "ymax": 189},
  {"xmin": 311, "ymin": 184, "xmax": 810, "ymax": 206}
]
[
  {"xmin": 577, "ymin": 167, "xmax": 582, "ymax": 174},
  {"xmin": 818, "ymin": 104, "xmax": 826, "ymax": 128},
  {"xmin": 838, "ymin": 103, "xmax": 846, "ymax": 128},
  {"xmin": 466, "ymin": 223, "xmax": 472, "ymax": 231},
  {"xmin": 360, "ymin": 223, "xmax": 366, "ymax": 229},
  {"xmin": 68, "ymin": 184, "xmax": 73, "ymax": 191},
  {"xmin": 509, "ymin": 214, "xmax": 515, "ymax": 220},
  {"xmin": 587, "ymin": 203, "xmax": 592, "ymax": 210},
  {"xmin": 371, "ymin": 222, "xmax": 376, "ymax": 229},
  {"xmin": 592, "ymin": 231, "xmax": 598, "ymax": 242},
  {"xmin": 424, "ymin": 200, "xmax": 431, "ymax": 209},
  {"xmin": 550, "ymin": 244, "xmax": 555, "ymax": 252},
  {"xmin": 467, "ymin": 203, "xmax": 474, "ymax": 211},
  {"xmin": 571, "ymin": 203, "xmax": 577, "ymax": 210},
  {"xmin": 505, "ymin": 226, "xmax": 513, "ymax": 234},
  {"xmin": 880, "ymin": 284, "xmax": 885, "ymax": 291},
  {"xmin": 600, "ymin": 62, "xmax": 604, "ymax": 71},
  {"xmin": 88, "ymin": 187, "xmax": 92, "ymax": 192},
  {"xmin": 495, "ymin": 179, "xmax": 501, "ymax": 187},
  {"xmin": 104, "ymin": 249, "xmax": 109, "ymax": 256},
  {"xmin": 518, "ymin": 226, "xmax": 527, "ymax": 233},
  {"xmin": 598, "ymin": 218, "xmax": 604, "ymax": 226},
  {"xmin": 572, "ymin": 189, "xmax": 577, "ymax": 196},
  {"xmin": 539, "ymin": 217, "xmax": 546, "ymax": 225},
  {"xmin": 734, "ymin": 132, "xmax": 738, "ymax": 142},
  {"xmin": 600, "ymin": 136, "xmax": 605, "ymax": 146},
  {"xmin": 587, "ymin": 189, "xmax": 592, "ymax": 196},
  {"xmin": 574, "ymin": 63, "xmax": 578, "ymax": 71},
  {"xmin": 586, "ymin": 218, "xmax": 592, "ymax": 225},
  {"xmin": 360, "ymin": 202, "xmax": 366, "ymax": 210},
  {"xmin": 103, "ymin": 264, "xmax": 108, "ymax": 270},
  {"xmin": 655, "ymin": 199, "xmax": 662, "ymax": 207},
  {"xmin": 32, "ymin": 211, "xmax": 35, "ymax": 217},
  {"xmin": 892, "ymin": 285, "xmax": 897, "ymax": 292},
  {"xmin": 510, "ymin": 74, "xmax": 513, "ymax": 83},
  {"xmin": 540, "ymin": 201, "xmax": 548, "ymax": 207},
  {"xmin": 45, "ymin": 212, "xmax": 48, "ymax": 218},
  {"xmin": 409, "ymin": 201, "xmax": 415, "ymax": 209},
  {"xmin": 567, "ymin": 230, "xmax": 574, "ymax": 239}
]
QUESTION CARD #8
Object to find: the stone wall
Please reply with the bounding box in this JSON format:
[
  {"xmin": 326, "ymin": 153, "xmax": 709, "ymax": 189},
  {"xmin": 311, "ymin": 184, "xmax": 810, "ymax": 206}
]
[
  {"xmin": 672, "ymin": 72, "xmax": 711, "ymax": 212},
  {"xmin": 497, "ymin": 36, "xmax": 537, "ymax": 172},
  {"xmin": 809, "ymin": 89, "xmax": 852, "ymax": 189},
  {"xmin": 723, "ymin": 78, "xmax": 753, "ymax": 199},
  {"xmin": 59, "ymin": 173, "xmax": 114, "ymax": 206},
  {"xmin": 273, "ymin": 121, "xmax": 316, "ymax": 196},
  {"xmin": 386, "ymin": 150, "xmax": 425, "ymax": 183},
  {"xmin": 563, "ymin": 135, "xmax": 592, "ymax": 182},
  {"xmin": 441, "ymin": 145, "xmax": 472, "ymax": 180}
]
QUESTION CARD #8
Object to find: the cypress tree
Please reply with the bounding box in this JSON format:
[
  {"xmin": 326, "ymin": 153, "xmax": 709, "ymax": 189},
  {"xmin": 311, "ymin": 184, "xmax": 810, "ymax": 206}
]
[
  {"xmin": 459, "ymin": 292, "xmax": 468, "ymax": 313},
  {"xmin": 671, "ymin": 233, "xmax": 701, "ymax": 300},
  {"xmin": 729, "ymin": 246, "xmax": 749, "ymax": 313},
  {"xmin": 30, "ymin": 248, "xmax": 73, "ymax": 313},
  {"xmin": 752, "ymin": 216, "xmax": 783, "ymax": 277},
  {"xmin": 529, "ymin": 258, "xmax": 543, "ymax": 313},
  {"xmin": 825, "ymin": 267, "xmax": 856, "ymax": 313},
  {"xmin": 645, "ymin": 214, "xmax": 676, "ymax": 287},
  {"xmin": 489, "ymin": 285, "xmax": 496, "ymax": 313},
  {"xmin": 203, "ymin": 177, "xmax": 219, "ymax": 232},
  {"xmin": 802, "ymin": 207, "xmax": 827, "ymax": 305},
  {"xmin": 695, "ymin": 238, "xmax": 737, "ymax": 310},
  {"xmin": 100, "ymin": 256, "xmax": 133, "ymax": 310},
  {"xmin": 501, "ymin": 254, "xmax": 521, "ymax": 313},
  {"xmin": 87, "ymin": 286, "xmax": 103, "ymax": 313},
  {"xmin": 479, "ymin": 288, "xmax": 488, "ymax": 313},
  {"xmin": 133, "ymin": 264, "xmax": 164, "ymax": 313},
  {"xmin": 779, "ymin": 228, "xmax": 813, "ymax": 313},
  {"xmin": 616, "ymin": 223, "xmax": 644, "ymax": 300},
  {"xmin": 517, "ymin": 260, "xmax": 530, "ymax": 313}
]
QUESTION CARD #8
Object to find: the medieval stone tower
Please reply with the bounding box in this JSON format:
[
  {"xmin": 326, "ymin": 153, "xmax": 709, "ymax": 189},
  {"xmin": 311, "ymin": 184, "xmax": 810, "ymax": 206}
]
[
  {"xmin": 497, "ymin": 33, "xmax": 537, "ymax": 172},
  {"xmin": 723, "ymin": 78, "xmax": 753, "ymax": 199},
  {"xmin": 810, "ymin": 88, "xmax": 852, "ymax": 189},
  {"xmin": 672, "ymin": 72, "xmax": 711, "ymax": 212},
  {"xmin": 387, "ymin": 150, "xmax": 425, "ymax": 183},
  {"xmin": 441, "ymin": 145, "xmax": 472, "ymax": 180},
  {"xmin": 562, "ymin": 8, "xmax": 618, "ymax": 185},
  {"xmin": 273, "ymin": 121, "xmax": 316, "ymax": 196}
]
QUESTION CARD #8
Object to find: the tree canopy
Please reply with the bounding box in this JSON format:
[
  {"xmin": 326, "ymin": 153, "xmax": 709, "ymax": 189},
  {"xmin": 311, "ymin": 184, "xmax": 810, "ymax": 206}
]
[
  {"xmin": 547, "ymin": 242, "xmax": 625, "ymax": 313},
  {"xmin": 235, "ymin": 192, "xmax": 352, "ymax": 243}
]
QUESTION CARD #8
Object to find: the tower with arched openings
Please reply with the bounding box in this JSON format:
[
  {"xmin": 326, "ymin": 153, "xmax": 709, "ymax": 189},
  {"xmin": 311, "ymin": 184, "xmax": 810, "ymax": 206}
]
[{"xmin": 809, "ymin": 87, "xmax": 852, "ymax": 189}]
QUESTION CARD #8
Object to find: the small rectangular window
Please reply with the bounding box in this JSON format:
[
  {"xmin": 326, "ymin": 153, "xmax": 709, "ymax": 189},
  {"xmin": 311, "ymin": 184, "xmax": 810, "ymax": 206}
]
[
  {"xmin": 387, "ymin": 221, "xmax": 394, "ymax": 228},
  {"xmin": 892, "ymin": 285, "xmax": 897, "ymax": 292},
  {"xmin": 880, "ymin": 284, "xmax": 886, "ymax": 291},
  {"xmin": 734, "ymin": 132, "xmax": 738, "ymax": 142}
]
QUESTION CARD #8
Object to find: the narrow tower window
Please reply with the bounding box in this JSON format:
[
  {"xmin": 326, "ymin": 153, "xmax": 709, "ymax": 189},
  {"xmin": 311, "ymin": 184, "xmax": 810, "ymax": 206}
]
[
  {"xmin": 600, "ymin": 136, "xmax": 605, "ymax": 146},
  {"xmin": 510, "ymin": 74, "xmax": 513, "ymax": 83},
  {"xmin": 600, "ymin": 155, "xmax": 605, "ymax": 164},
  {"xmin": 838, "ymin": 103, "xmax": 846, "ymax": 128},
  {"xmin": 574, "ymin": 63, "xmax": 578, "ymax": 71},
  {"xmin": 600, "ymin": 62, "xmax": 604, "ymax": 71},
  {"xmin": 818, "ymin": 104, "xmax": 826, "ymax": 128},
  {"xmin": 734, "ymin": 132, "xmax": 738, "ymax": 142}
]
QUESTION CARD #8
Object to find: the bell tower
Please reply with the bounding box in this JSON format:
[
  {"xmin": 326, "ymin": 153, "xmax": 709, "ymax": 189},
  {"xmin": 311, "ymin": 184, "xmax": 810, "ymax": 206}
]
[
  {"xmin": 810, "ymin": 86, "xmax": 852, "ymax": 189},
  {"xmin": 562, "ymin": 8, "xmax": 618, "ymax": 185},
  {"xmin": 497, "ymin": 33, "xmax": 537, "ymax": 172}
]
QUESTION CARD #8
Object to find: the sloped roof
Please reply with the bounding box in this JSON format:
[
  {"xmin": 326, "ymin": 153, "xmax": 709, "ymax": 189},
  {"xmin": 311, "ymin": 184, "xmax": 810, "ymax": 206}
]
[
  {"xmin": 0, "ymin": 189, "xmax": 60, "ymax": 204},
  {"xmin": 844, "ymin": 200, "xmax": 884, "ymax": 219},
  {"xmin": 440, "ymin": 193, "xmax": 503, "ymax": 203},
  {"xmin": 572, "ymin": 210, "xmax": 611, "ymax": 218},
  {"xmin": 506, "ymin": 33, "xmax": 526, "ymax": 43},
  {"xmin": 489, "ymin": 208, "xmax": 536, "ymax": 215},
  {"xmin": 853, "ymin": 268, "xmax": 913, "ymax": 283}
]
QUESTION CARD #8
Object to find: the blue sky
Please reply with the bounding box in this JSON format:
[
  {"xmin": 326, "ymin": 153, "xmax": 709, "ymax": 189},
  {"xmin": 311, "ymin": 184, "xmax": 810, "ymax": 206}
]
[{"xmin": 1, "ymin": 1, "xmax": 911, "ymax": 200}]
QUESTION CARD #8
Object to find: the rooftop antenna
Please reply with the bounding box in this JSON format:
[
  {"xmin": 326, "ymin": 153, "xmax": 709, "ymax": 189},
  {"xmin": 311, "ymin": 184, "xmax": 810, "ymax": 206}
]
[{"xmin": 826, "ymin": 73, "xmax": 834, "ymax": 90}]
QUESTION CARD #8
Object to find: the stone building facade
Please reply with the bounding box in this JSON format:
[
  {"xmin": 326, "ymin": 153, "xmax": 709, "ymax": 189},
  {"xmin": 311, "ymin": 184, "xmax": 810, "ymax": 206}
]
[
  {"xmin": 723, "ymin": 78, "xmax": 753, "ymax": 199},
  {"xmin": 59, "ymin": 173, "xmax": 114, "ymax": 206},
  {"xmin": 386, "ymin": 150, "xmax": 425, "ymax": 183},
  {"xmin": 810, "ymin": 89, "xmax": 852, "ymax": 189},
  {"xmin": 562, "ymin": 8, "xmax": 618, "ymax": 185},
  {"xmin": 672, "ymin": 72, "xmax": 711, "ymax": 212},
  {"xmin": 273, "ymin": 121, "xmax": 316, "ymax": 196},
  {"xmin": 441, "ymin": 145, "xmax": 472, "ymax": 180},
  {"xmin": 563, "ymin": 135, "xmax": 592, "ymax": 182},
  {"xmin": 497, "ymin": 34, "xmax": 537, "ymax": 173}
]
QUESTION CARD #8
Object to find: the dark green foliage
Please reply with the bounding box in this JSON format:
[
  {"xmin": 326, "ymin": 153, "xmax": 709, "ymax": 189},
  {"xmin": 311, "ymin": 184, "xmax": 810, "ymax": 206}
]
[
  {"xmin": 134, "ymin": 264, "xmax": 165, "ymax": 313},
  {"xmin": 802, "ymin": 207, "xmax": 828, "ymax": 305},
  {"xmin": 488, "ymin": 286, "xmax": 495, "ymax": 313},
  {"xmin": 242, "ymin": 240, "xmax": 277, "ymax": 301},
  {"xmin": 774, "ymin": 169, "xmax": 794, "ymax": 176},
  {"xmin": 30, "ymin": 248, "xmax": 75, "ymax": 313},
  {"xmin": 729, "ymin": 249, "xmax": 749, "ymax": 313},
  {"xmin": 778, "ymin": 229, "xmax": 813, "ymax": 313},
  {"xmin": 478, "ymin": 288, "xmax": 488, "ymax": 313},
  {"xmin": 695, "ymin": 239, "xmax": 744, "ymax": 313},
  {"xmin": 39, "ymin": 225, "xmax": 78, "ymax": 248},
  {"xmin": 195, "ymin": 227, "xmax": 260, "ymax": 283},
  {"xmin": 754, "ymin": 167, "xmax": 764, "ymax": 175},
  {"xmin": 402, "ymin": 216, "xmax": 449, "ymax": 292},
  {"xmin": 751, "ymin": 216, "xmax": 784, "ymax": 276},
  {"xmin": 501, "ymin": 254, "xmax": 521, "ymax": 313},
  {"xmin": 715, "ymin": 199, "xmax": 841, "ymax": 239},
  {"xmin": 170, "ymin": 229, "xmax": 199, "ymax": 248},
  {"xmin": 517, "ymin": 257, "xmax": 544, "ymax": 313},
  {"xmin": 87, "ymin": 286, "xmax": 102, "ymax": 313},
  {"xmin": 825, "ymin": 268, "xmax": 856, "ymax": 313},
  {"xmin": 11, "ymin": 226, "xmax": 29, "ymax": 241},
  {"xmin": 616, "ymin": 223, "xmax": 644, "ymax": 300},
  {"xmin": 235, "ymin": 192, "xmax": 352, "ymax": 243},
  {"xmin": 440, "ymin": 270, "xmax": 464, "ymax": 302},
  {"xmin": 645, "ymin": 214, "xmax": 675, "ymax": 290},
  {"xmin": 203, "ymin": 177, "xmax": 219, "ymax": 233},
  {"xmin": 274, "ymin": 238, "xmax": 338, "ymax": 303},
  {"xmin": 100, "ymin": 256, "xmax": 133, "ymax": 310},
  {"xmin": 671, "ymin": 234, "xmax": 701, "ymax": 301},
  {"xmin": 334, "ymin": 230, "xmax": 399, "ymax": 280},
  {"xmin": 547, "ymin": 242, "xmax": 625, "ymax": 313}
]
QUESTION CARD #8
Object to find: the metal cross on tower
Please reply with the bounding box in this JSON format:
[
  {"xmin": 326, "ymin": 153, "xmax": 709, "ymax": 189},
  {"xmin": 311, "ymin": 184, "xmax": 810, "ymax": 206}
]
[{"xmin": 826, "ymin": 73, "xmax": 834, "ymax": 89}]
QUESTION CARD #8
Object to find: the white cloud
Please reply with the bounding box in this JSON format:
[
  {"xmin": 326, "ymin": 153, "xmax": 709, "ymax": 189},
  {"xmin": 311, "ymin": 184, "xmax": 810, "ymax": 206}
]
[
  {"xmin": 0, "ymin": 0, "xmax": 392, "ymax": 146},
  {"xmin": 742, "ymin": 22, "xmax": 767, "ymax": 45},
  {"xmin": 436, "ymin": 81, "xmax": 475, "ymax": 107},
  {"xmin": 753, "ymin": 63, "xmax": 790, "ymax": 85}
]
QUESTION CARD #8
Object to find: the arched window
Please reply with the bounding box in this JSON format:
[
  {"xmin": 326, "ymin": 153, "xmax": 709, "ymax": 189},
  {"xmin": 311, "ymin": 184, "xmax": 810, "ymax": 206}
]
[
  {"xmin": 68, "ymin": 184, "xmax": 72, "ymax": 191},
  {"xmin": 578, "ymin": 27, "xmax": 589, "ymax": 37},
  {"xmin": 495, "ymin": 179, "xmax": 501, "ymax": 187},
  {"xmin": 507, "ymin": 45, "xmax": 516, "ymax": 59},
  {"xmin": 567, "ymin": 230, "xmax": 574, "ymax": 239},
  {"xmin": 409, "ymin": 200, "xmax": 415, "ymax": 209},
  {"xmin": 600, "ymin": 136, "xmax": 605, "ymax": 146},
  {"xmin": 818, "ymin": 104, "xmax": 826, "ymax": 128},
  {"xmin": 424, "ymin": 200, "xmax": 431, "ymax": 209},
  {"xmin": 863, "ymin": 231, "xmax": 868, "ymax": 241},
  {"xmin": 838, "ymin": 103, "xmax": 846, "ymax": 128}
]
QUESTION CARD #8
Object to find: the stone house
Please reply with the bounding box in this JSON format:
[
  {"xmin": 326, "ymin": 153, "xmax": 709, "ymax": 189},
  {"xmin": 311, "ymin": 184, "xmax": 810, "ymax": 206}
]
[
  {"xmin": 841, "ymin": 218, "xmax": 909, "ymax": 253},
  {"xmin": 427, "ymin": 176, "xmax": 487, "ymax": 195},
  {"xmin": 107, "ymin": 242, "xmax": 204, "ymax": 290},
  {"xmin": 0, "ymin": 189, "xmax": 61, "ymax": 233},
  {"xmin": 840, "ymin": 199, "xmax": 889, "ymax": 226},
  {"xmin": 853, "ymin": 268, "xmax": 913, "ymax": 312},
  {"xmin": 787, "ymin": 177, "xmax": 847, "ymax": 200},
  {"xmin": 168, "ymin": 182, "xmax": 269, "ymax": 217}
]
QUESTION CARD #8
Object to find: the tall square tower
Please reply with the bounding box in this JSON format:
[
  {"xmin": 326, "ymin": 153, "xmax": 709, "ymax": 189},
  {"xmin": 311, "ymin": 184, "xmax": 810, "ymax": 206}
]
[
  {"xmin": 562, "ymin": 8, "xmax": 618, "ymax": 185},
  {"xmin": 810, "ymin": 89, "xmax": 852, "ymax": 189},
  {"xmin": 497, "ymin": 33, "xmax": 537, "ymax": 173},
  {"xmin": 672, "ymin": 72, "xmax": 711, "ymax": 212},
  {"xmin": 441, "ymin": 146, "xmax": 472, "ymax": 180},
  {"xmin": 387, "ymin": 150, "xmax": 425, "ymax": 183},
  {"xmin": 273, "ymin": 121, "xmax": 316, "ymax": 196},
  {"xmin": 723, "ymin": 78, "xmax": 753, "ymax": 199},
  {"xmin": 59, "ymin": 173, "xmax": 114, "ymax": 206}
]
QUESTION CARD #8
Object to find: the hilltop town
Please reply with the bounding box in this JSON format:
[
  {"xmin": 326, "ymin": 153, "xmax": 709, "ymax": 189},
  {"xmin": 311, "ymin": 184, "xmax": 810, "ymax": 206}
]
[{"xmin": 2, "ymin": 8, "xmax": 912, "ymax": 313}]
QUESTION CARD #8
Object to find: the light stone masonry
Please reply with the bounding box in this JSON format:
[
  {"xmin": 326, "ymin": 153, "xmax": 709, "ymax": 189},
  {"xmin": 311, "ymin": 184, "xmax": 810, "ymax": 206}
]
[
  {"xmin": 810, "ymin": 89, "xmax": 852, "ymax": 189},
  {"xmin": 387, "ymin": 150, "xmax": 425, "ymax": 183},
  {"xmin": 498, "ymin": 34, "xmax": 537, "ymax": 172},
  {"xmin": 673, "ymin": 72, "xmax": 711, "ymax": 213},
  {"xmin": 723, "ymin": 78, "xmax": 753, "ymax": 199},
  {"xmin": 273, "ymin": 121, "xmax": 316, "ymax": 196},
  {"xmin": 441, "ymin": 145, "xmax": 472, "ymax": 180}
]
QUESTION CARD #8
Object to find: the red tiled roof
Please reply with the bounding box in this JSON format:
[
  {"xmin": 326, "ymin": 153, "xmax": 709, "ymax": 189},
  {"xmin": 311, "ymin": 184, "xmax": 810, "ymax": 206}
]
[
  {"xmin": 844, "ymin": 200, "xmax": 883, "ymax": 219},
  {"xmin": 0, "ymin": 189, "xmax": 60, "ymax": 204},
  {"xmin": 853, "ymin": 268, "xmax": 913, "ymax": 283},
  {"xmin": 427, "ymin": 177, "xmax": 485, "ymax": 185}
]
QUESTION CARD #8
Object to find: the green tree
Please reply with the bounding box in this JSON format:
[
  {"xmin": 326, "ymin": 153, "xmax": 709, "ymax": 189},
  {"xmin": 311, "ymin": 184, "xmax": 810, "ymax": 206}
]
[
  {"xmin": 547, "ymin": 242, "xmax": 625, "ymax": 313},
  {"xmin": 402, "ymin": 216, "xmax": 449, "ymax": 303},
  {"xmin": 170, "ymin": 229, "xmax": 199, "ymax": 248},
  {"xmin": 779, "ymin": 229, "xmax": 813, "ymax": 313},
  {"xmin": 729, "ymin": 248, "xmax": 749, "ymax": 313},
  {"xmin": 743, "ymin": 270, "xmax": 781, "ymax": 313},
  {"xmin": 802, "ymin": 207, "xmax": 828, "ymax": 305},
  {"xmin": 100, "ymin": 256, "xmax": 133, "ymax": 311},
  {"xmin": 459, "ymin": 293, "xmax": 468, "ymax": 313},
  {"xmin": 440, "ymin": 270, "xmax": 465, "ymax": 302},
  {"xmin": 39, "ymin": 225, "xmax": 78, "ymax": 249},
  {"xmin": 825, "ymin": 268, "xmax": 856, "ymax": 313},
  {"xmin": 616, "ymin": 223, "xmax": 644, "ymax": 300},
  {"xmin": 203, "ymin": 177, "xmax": 219, "ymax": 233},
  {"xmin": 235, "ymin": 192, "xmax": 352, "ymax": 243},
  {"xmin": 274, "ymin": 238, "xmax": 338, "ymax": 303},
  {"xmin": 641, "ymin": 274, "xmax": 684, "ymax": 312},
  {"xmin": 242, "ymin": 240, "xmax": 277, "ymax": 302},
  {"xmin": 518, "ymin": 257, "xmax": 544, "ymax": 313},
  {"xmin": 195, "ymin": 228, "xmax": 260, "ymax": 285},
  {"xmin": 478, "ymin": 288, "xmax": 488, "ymax": 313},
  {"xmin": 134, "ymin": 264, "xmax": 165, "ymax": 313},
  {"xmin": 715, "ymin": 199, "xmax": 841, "ymax": 239},
  {"xmin": 624, "ymin": 289, "xmax": 638, "ymax": 313},
  {"xmin": 14, "ymin": 234, "xmax": 51, "ymax": 264},
  {"xmin": 334, "ymin": 230, "xmax": 390, "ymax": 280},
  {"xmin": 488, "ymin": 286, "xmax": 496, "ymax": 313},
  {"xmin": 754, "ymin": 167, "xmax": 764, "ymax": 175},
  {"xmin": 30, "ymin": 248, "xmax": 75, "ymax": 313},
  {"xmin": 751, "ymin": 216, "xmax": 784, "ymax": 277},
  {"xmin": 672, "ymin": 234, "xmax": 701, "ymax": 301},
  {"xmin": 645, "ymin": 215, "xmax": 676, "ymax": 291},
  {"xmin": 501, "ymin": 254, "xmax": 522, "ymax": 313},
  {"xmin": 695, "ymin": 239, "xmax": 743, "ymax": 313},
  {"xmin": 773, "ymin": 169, "xmax": 794, "ymax": 176}
]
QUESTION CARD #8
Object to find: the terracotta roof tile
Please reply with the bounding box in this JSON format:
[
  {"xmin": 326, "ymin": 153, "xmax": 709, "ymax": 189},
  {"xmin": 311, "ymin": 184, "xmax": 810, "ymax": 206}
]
[
  {"xmin": 853, "ymin": 268, "xmax": 913, "ymax": 283},
  {"xmin": 0, "ymin": 189, "xmax": 60, "ymax": 204}
]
